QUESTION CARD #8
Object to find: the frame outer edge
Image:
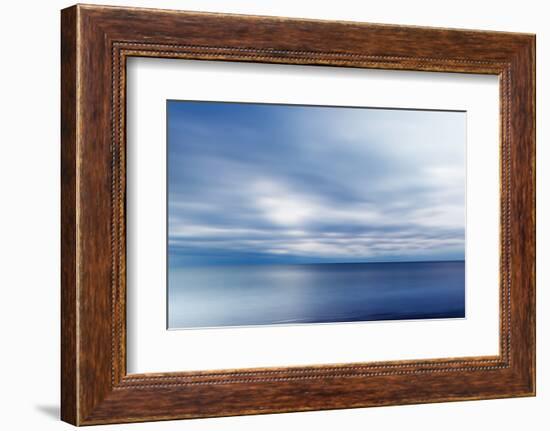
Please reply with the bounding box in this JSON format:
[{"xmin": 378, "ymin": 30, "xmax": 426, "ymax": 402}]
[
  {"xmin": 523, "ymin": 34, "xmax": 536, "ymax": 395},
  {"xmin": 531, "ymin": 34, "xmax": 536, "ymax": 396},
  {"xmin": 526, "ymin": 34, "xmax": 536, "ymax": 396},
  {"xmin": 507, "ymin": 34, "xmax": 536, "ymax": 396},
  {"xmin": 61, "ymin": 4, "xmax": 80, "ymax": 426}
]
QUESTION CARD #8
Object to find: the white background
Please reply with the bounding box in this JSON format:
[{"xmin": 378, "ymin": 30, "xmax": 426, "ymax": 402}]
[
  {"xmin": 127, "ymin": 59, "xmax": 500, "ymax": 373},
  {"xmin": 0, "ymin": 0, "xmax": 546, "ymax": 430}
]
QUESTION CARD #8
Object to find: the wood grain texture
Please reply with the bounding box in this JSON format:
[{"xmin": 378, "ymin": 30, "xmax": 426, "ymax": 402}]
[
  {"xmin": 60, "ymin": 5, "xmax": 78, "ymax": 425},
  {"xmin": 60, "ymin": 4, "xmax": 535, "ymax": 425}
]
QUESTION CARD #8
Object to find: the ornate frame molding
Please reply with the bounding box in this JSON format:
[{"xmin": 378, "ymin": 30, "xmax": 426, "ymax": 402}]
[{"xmin": 61, "ymin": 5, "xmax": 535, "ymax": 425}]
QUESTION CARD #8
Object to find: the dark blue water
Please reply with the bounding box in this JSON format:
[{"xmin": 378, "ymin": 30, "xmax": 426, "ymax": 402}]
[{"xmin": 168, "ymin": 261, "xmax": 465, "ymax": 329}]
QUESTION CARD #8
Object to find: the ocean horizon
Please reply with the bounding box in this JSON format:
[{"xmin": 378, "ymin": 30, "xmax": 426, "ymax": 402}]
[{"xmin": 168, "ymin": 260, "xmax": 465, "ymax": 329}]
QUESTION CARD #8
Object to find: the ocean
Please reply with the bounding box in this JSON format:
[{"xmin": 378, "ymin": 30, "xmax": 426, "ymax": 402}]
[{"xmin": 168, "ymin": 261, "xmax": 465, "ymax": 329}]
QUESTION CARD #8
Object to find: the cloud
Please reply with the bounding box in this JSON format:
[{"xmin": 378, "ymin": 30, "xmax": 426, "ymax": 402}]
[{"xmin": 167, "ymin": 101, "xmax": 465, "ymax": 265}]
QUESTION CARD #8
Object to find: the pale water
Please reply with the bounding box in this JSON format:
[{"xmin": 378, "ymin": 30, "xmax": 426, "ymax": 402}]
[{"xmin": 168, "ymin": 261, "xmax": 465, "ymax": 329}]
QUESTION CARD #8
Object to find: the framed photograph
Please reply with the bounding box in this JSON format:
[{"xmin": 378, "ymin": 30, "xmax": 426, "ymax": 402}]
[{"xmin": 61, "ymin": 4, "xmax": 536, "ymax": 425}]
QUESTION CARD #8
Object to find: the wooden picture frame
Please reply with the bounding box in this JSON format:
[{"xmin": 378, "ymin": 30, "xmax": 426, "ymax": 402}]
[{"xmin": 61, "ymin": 4, "xmax": 535, "ymax": 425}]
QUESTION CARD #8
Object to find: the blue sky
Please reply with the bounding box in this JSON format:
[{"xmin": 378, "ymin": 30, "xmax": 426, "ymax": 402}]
[{"xmin": 167, "ymin": 101, "xmax": 465, "ymax": 266}]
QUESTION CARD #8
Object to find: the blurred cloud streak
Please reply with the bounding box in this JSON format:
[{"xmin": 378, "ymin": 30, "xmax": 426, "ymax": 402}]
[{"xmin": 167, "ymin": 101, "xmax": 465, "ymax": 266}]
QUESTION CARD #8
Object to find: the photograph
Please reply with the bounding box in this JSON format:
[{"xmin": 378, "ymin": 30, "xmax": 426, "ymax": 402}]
[
  {"xmin": 167, "ymin": 100, "xmax": 466, "ymax": 329},
  {"xmin": 52, "ymin": 2, "xmax": 536, "ymax": 426}
]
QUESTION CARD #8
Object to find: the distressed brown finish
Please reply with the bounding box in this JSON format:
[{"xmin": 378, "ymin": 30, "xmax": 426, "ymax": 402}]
[
  {"xmin": 61, "ymin": 4, "xmax": 535, "ymax": 426},
  {"xmin": 61, "ymin": 5, "xmax": 78, "ymax": 425}
]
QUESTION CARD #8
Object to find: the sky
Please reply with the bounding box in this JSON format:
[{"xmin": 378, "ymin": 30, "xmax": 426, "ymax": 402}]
[{"xmin": 167, "ymin": 100, "xmax": 465, "ymax": 266}]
